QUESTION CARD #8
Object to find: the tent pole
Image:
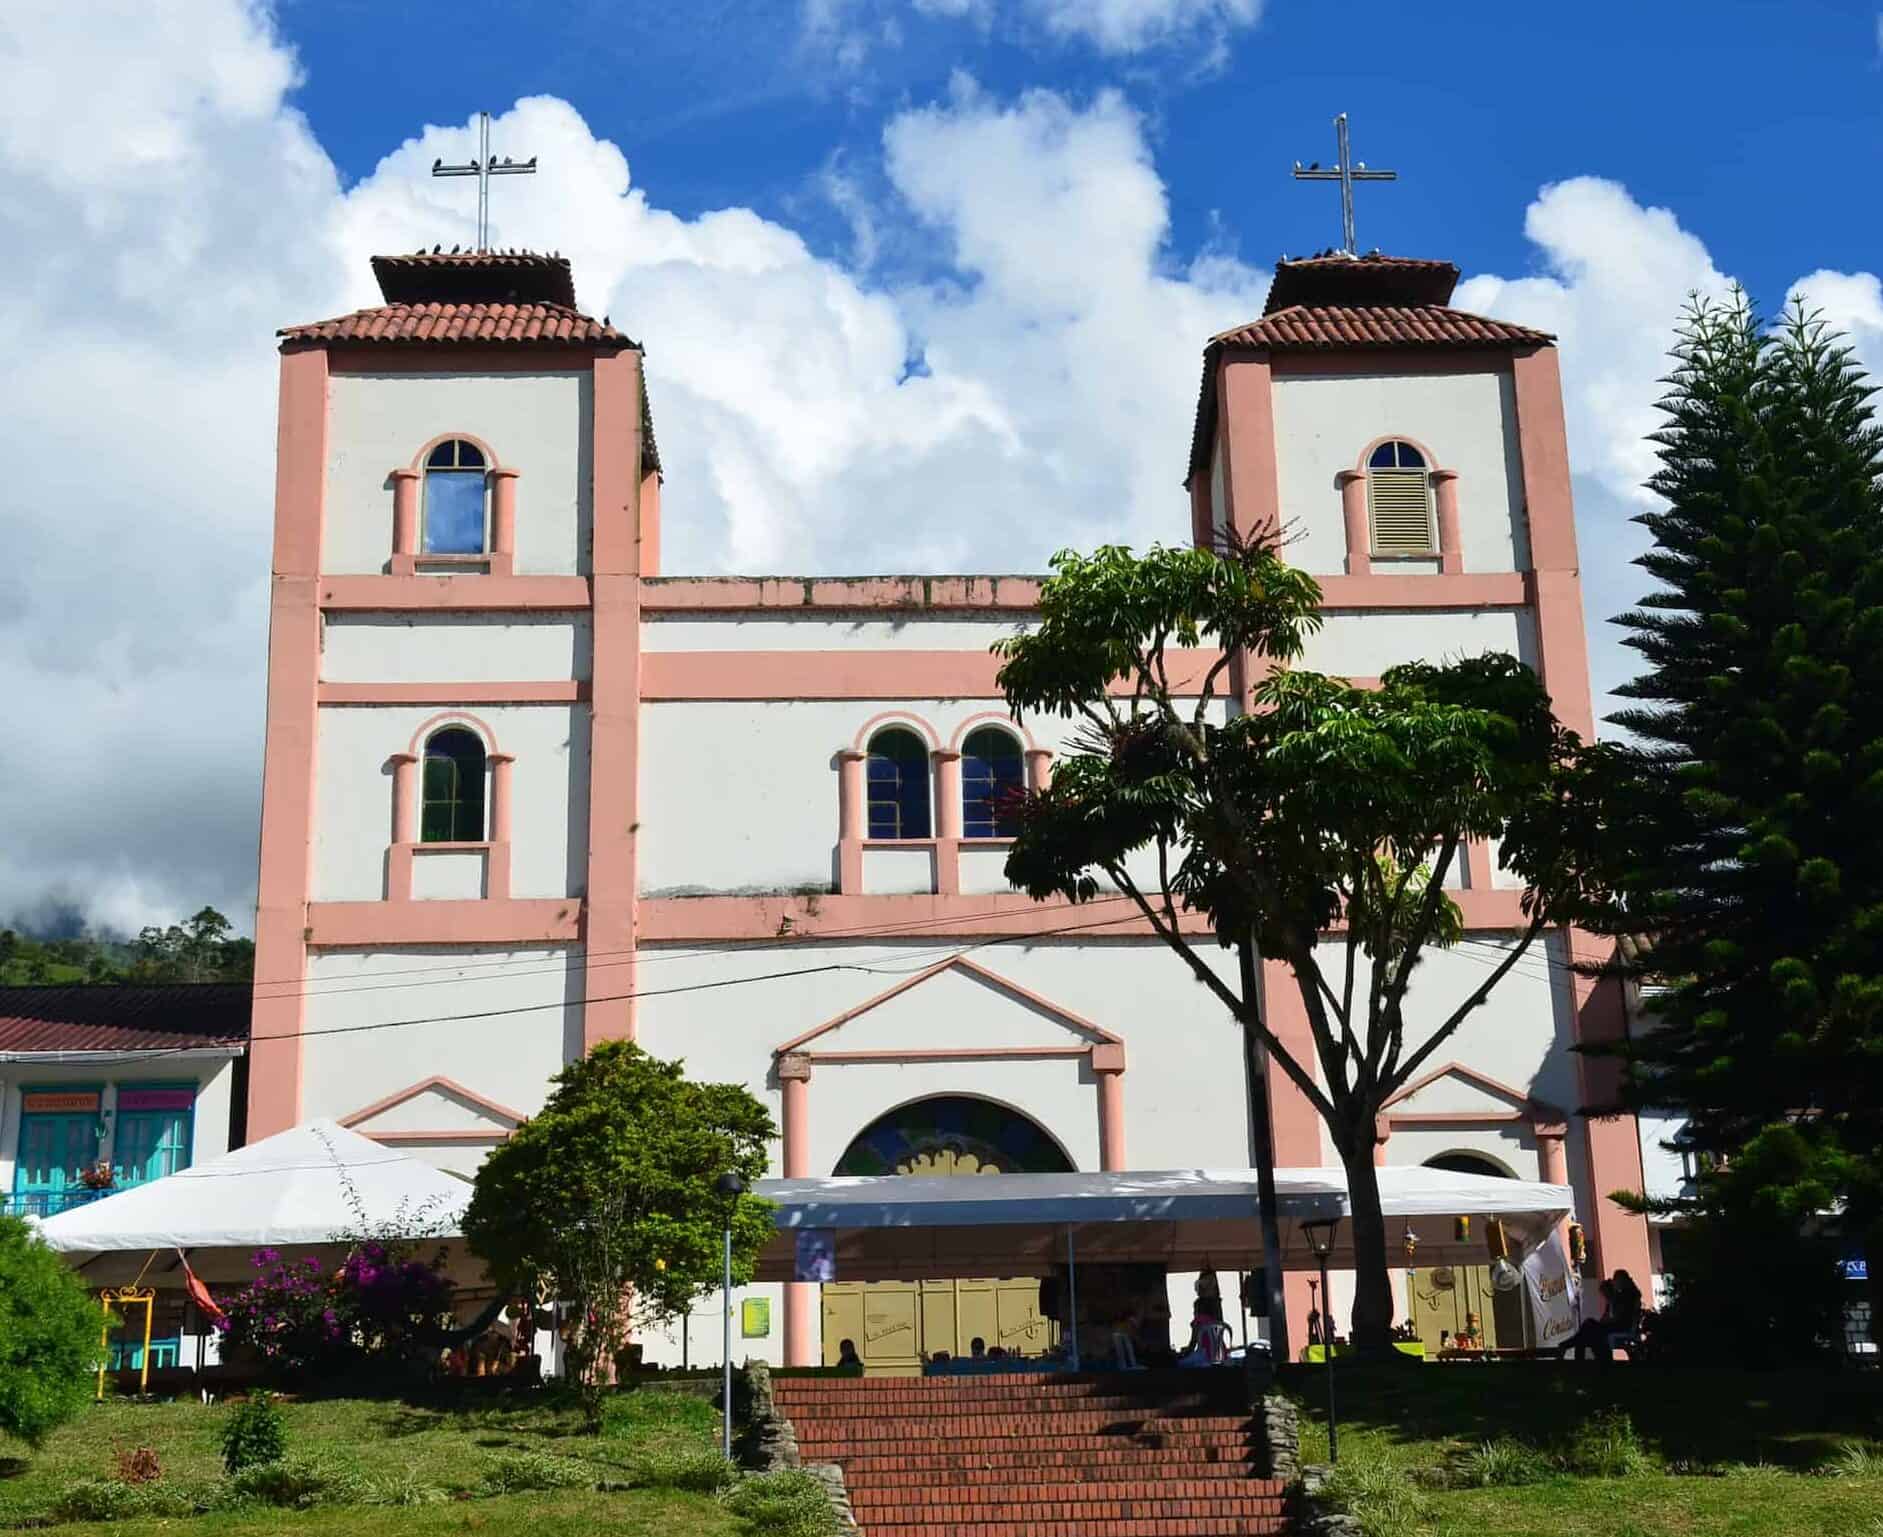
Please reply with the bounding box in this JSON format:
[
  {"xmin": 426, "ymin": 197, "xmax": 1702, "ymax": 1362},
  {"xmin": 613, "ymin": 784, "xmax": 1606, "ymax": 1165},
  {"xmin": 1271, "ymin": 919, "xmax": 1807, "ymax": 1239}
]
[{"xmin": 1066, "ymin": 1225, "xmax": 1080, "ymax": 1372}]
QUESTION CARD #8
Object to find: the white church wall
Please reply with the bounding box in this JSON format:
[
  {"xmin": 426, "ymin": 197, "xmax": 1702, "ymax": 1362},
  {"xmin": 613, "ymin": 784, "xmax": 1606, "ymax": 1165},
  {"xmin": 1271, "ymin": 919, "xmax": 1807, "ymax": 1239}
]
[
  {"xmin": 323, "ymin": 370, "xmax": 592, "ymax": 576},
  {"xmin": 861, "ymin": 847, "xmax": 937, "ymax": 894},
  {"xmin": 312, "ymin": 704, "xmax": 589, "ymax": 901},
  {"xmin": 1300, "ymin": 609, "xmax": 1537, "ymax": 679},
  {"xmin": 642, "ymin": 616, "xmax": 1034, "ymax": 652},
  {"xmin": 321, "ymin": 613, "xmax": 591, "ymax": 683},
  {"xmin": 1272, "ymin": 368, "xmax": 1528, "ymax": 575},
  {"xmin": 299, "ymin": 946, "xmax": 580, "ymax": 1145}
]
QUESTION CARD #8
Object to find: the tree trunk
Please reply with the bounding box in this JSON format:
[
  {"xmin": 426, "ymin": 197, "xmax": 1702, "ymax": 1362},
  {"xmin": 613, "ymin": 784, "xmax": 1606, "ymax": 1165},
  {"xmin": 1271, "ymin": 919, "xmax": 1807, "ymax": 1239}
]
[{"xmin": 1337, "ymin": 1134, "xmax": 1398, "ymax": 1355}]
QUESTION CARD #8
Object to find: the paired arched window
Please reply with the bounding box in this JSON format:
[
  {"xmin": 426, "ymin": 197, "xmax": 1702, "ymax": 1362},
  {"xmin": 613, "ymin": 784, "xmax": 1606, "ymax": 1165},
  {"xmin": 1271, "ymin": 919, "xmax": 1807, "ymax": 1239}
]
[
  {"xmin": 423, "ymin": 439, "xmax": 489, "ymax": 556},
  {"xmin": 961, "ymin": 727, "xmax": 1023, "ymax": 839},
  {"xmin": 866, "ymin": 727, "xmax": 931, "ymax": 839},
  {"xmin": 421, "ymin": 727, "xmax": 487, "ymax": 843},
  {"xmin": 1366, "ymin": 439, "xmax": 1435, "ymax": 556}
]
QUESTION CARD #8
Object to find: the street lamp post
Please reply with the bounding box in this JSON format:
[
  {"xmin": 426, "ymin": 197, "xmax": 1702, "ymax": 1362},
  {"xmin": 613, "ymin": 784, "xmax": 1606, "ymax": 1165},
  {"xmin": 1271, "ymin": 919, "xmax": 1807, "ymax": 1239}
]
[
  {"xmin": 1301, "ymin": 1218, "xmax": 1340, "ymax": 1464},
  {"xmin": 715, "ymin": 1171, "xmax": 747, "ymax": 1461}
]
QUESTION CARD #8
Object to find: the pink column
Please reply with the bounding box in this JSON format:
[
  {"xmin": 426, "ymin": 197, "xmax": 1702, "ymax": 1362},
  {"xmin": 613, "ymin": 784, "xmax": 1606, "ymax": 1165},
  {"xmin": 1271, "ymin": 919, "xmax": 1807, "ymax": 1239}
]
[
  {"xmin": 1536, "ymin": 1125, "xmax": 1571, "ymax": 1250},
  {"xmin": 1024, "ymin": 747, "xmax": 1053, "ymax": 792},
  {"xmin": 1336, "ymin": 470, "xmax": 1370, "ymax": 575},
  {"xmin": 1092, "ymin": 1043, "xmax": 1126, "ymax": 1170},
  {"xmin": 390, "ymin": 468, "xmax": 420, "ymax": 575},
  {"xmin": 1373, "ymin": 1116, "xmax": 1390, "ymax": 1168},
  {"xmin": 933, "ymin": 749, "xmax": 961, "ymax": 896},
  {"xmin": 836, "ymin": 749, "xmax": 866, "ymax": 893},
  {"xmin": 1464, "ymin": 841, "xmax": 1495, "ymax": 891},
  {"xmin": 779, "ymin": 1055, "xmax": 818, "ymax": 1367},
  {"xmin": 487, "ymin": 752, "xmax": 516, "ymax": 900},
  {"xmin": 387, "ymin": 752, "xmax": 418, "ymax": 902},
  {"xmin": 1432, "ymin": 469, "xmax": 1463, "ymax": 573},
  {"xmin": 490, "ymin": 467, "xmax": 520, "ymax": 574}
]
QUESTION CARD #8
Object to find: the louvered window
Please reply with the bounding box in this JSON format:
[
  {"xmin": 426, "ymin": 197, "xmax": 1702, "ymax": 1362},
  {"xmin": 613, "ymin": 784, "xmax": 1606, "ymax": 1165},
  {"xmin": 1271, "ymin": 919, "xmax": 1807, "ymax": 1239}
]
[{"xmin": 1366, "ymin": 440, "xmax": 1435, "ymax": 555}]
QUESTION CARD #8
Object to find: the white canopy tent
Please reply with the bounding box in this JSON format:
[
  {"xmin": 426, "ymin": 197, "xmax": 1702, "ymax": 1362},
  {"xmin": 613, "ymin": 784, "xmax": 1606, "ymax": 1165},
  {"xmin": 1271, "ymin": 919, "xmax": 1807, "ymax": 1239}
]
[
  {"xmin": 35, "ymin": 1119, "xmax": 479, "ymax": 1285},
  {"xmin": 751, "ymin": 1166, "xmax": 1573, "ymax": 1282}
]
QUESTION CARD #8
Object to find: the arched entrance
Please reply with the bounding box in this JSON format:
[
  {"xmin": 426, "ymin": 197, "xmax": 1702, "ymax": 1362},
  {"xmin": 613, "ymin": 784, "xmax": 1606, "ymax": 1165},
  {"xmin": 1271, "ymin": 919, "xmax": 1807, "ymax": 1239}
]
[
  {"xmin": 1406, "ymin": 1152, "xmax": 1532, "ymax": 1352},
  {"xmin": 822, "ymin": 1096, "xmax": 1072, "ymax": 1374}
]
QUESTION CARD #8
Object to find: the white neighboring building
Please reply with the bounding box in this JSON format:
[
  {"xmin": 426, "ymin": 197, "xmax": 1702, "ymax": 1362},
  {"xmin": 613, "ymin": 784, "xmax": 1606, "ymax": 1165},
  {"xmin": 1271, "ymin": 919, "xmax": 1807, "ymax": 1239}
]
[{"xmin": 247, "ymin": 247, "xmax": 1655, "ymax": 1366}]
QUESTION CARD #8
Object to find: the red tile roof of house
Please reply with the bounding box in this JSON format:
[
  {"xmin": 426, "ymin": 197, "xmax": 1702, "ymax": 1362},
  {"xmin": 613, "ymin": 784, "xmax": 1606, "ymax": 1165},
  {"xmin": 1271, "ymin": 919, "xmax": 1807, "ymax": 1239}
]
[
  {"xmin": 1213, "ymin": 303, "xmax": 1552, "ymax": 351},
  {"xmin": 0, "ymin": 985, "xmax": 250, "ymax": 1055},
  {"xmin": 1262, "ymin": 253, "xmax": 1462, "ymax": 313},
  {"xmin": 278, "ymin": 300, "xmax": 630, "ymax": 347},
  {"xmin": 371, "ymin": 249, "xmax": 578, "ymax": 308}
]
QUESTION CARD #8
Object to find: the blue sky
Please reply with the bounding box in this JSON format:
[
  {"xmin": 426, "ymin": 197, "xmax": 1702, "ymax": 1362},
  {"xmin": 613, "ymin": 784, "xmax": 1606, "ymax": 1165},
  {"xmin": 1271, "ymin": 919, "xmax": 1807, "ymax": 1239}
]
[
  {"xmin": 4, "ymin": 0, "xmax": 1883, "ymax": 931},
  {"xmin": 280, "ymin": 0, "xmax": 1881, "ymax": 308}
]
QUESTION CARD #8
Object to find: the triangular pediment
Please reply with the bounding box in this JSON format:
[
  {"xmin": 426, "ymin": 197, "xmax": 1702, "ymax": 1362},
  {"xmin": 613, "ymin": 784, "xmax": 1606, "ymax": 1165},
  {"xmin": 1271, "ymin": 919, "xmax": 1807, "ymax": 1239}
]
[
  {"xmin": 776, "ymin": 957, "xmax": 1120, "ymax": 1058},
  {"xmin": 341, "ymin": 1076, "xmax": 524, "ymax": 1137},
  {"xmin": 1383, "ymin": 1061, "xmax": 1562, "ymax": 1124}
]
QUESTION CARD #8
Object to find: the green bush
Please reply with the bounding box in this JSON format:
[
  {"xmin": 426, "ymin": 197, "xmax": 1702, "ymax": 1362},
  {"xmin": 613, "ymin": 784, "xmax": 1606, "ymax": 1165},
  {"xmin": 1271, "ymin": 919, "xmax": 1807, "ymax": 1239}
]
[
  {"xmin": 478, "ymin": 1448, "xmax": 594, "ymax": 1494},
  {"xmin": 0, "ymin": 1213, "xmax": 104, "ymax": 1448},
  {"xmin": 633, "ymin": 1447, "xmax": 735, "ymax": 1492},
  {"xmin": 220, "ymin": 1390, "xmax": 288, "ymax": 1473},
  {"xmin": 52, "ymin": 1477, "xmax": 147, "ymax": 1522},
  {"xmin": 721, "ymin": 1469, "xmax": 844, "ymax": 1537},
  {"xmin": 226, "ymin": 1452, "xmax": 363, "ymax": 1509},
  {"xmin": 1453, "ymin": 1437, "xmax": 1552, "ymax": 1487},
  {"xmin": 1561, "ymin": 1408, "xmax": 1649, "ymax": 1478},
  {"xmin": 1829, "ymin": 1440, "xmax": 1883, "ymax": 1478},
  {"xmin": 1321, "ymin": 1455, "xmax": 1433, "ymax": 1537},
  {"xmin": 359, "ymin": 1469, "xmax": 450, "ymax": 1506}
]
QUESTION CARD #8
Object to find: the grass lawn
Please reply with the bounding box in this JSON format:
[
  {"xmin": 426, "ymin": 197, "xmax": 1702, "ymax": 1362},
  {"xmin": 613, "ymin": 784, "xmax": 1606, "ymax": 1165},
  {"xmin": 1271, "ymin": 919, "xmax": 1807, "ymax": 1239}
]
[
  {"xmin": 0, "ymin": 1387, "xmax": 795, "ymax": 1536},
  {"xmin": 1286, "ymin": 1362, "xmax": 1883, "ymax": 1536}
]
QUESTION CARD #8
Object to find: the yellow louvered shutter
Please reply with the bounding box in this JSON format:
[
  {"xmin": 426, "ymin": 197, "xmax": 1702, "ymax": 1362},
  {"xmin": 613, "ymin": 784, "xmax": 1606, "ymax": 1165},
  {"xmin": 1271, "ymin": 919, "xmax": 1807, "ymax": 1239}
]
[{"xmin": 1367, "ymin": 468, "xmax": 1435, "ymax": 555}]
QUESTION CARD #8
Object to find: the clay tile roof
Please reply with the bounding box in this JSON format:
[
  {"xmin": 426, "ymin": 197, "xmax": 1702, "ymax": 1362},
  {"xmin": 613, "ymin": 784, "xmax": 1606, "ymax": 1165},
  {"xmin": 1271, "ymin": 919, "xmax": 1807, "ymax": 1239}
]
[
  {"xmin": 278, "ymin": 300, "xmax": 632, "ymax": 348},
  {"xmin": 1213, "ymin": 303, "xmax": 1552, "ymax": 351},
  {"xmin": 371, "ymin": 249, "xmax": 578, "ymax": 308},
  {"xmin": 1262, "ymin": 252, "xmax": 1461, "ymax": 313},
  {"xmin": 0, "ymin": 984, "xmax": 251, "ymax": 1055}
]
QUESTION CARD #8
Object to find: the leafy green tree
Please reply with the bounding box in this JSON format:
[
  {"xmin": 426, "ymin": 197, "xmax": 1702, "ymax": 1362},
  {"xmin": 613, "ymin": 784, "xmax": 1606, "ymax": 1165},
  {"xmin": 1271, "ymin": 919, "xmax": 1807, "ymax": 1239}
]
[
  {"xmin": 0, "ymin": 1214, "xmax": 102, "ymax": 1448},
  {"xmin": 994, "ymin": 540, "xmax": 1624, "ymax": 1352},
  {"xmin": 1604, "ymin": 296, "xmax": 1883, "ymax": 1333},
  {"xmin": 130, "ymin": 906, "xmax": 253, "ymax": 982},
  {"xmin": 463, "ymin": 1042, "xmax": 774, "ymax": 1416}
]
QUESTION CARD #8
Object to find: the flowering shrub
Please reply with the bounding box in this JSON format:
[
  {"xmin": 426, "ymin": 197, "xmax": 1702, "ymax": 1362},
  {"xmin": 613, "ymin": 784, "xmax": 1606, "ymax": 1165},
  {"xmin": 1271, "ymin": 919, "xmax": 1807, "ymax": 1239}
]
[{"xmin": 216, "ymin": 1244, "xmax": 453, "ymax": 1376}]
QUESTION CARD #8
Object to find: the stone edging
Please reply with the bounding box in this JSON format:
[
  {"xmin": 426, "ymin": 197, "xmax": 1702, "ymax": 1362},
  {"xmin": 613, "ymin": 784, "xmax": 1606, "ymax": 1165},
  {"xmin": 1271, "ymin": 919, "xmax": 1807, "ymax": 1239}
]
[
  {"xmin": 1292, "ymin": 1464, "xmax": 1364, "ymax": 1537},
  {"xmin": 734, "ymin": 1361, "xmax": 856, "ymax": 1533}
]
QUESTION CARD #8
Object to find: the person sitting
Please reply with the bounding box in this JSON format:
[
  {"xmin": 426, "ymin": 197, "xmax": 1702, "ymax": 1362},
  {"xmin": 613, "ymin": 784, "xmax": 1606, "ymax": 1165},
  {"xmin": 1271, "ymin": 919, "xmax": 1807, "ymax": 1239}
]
[
  {"xmin": 836, "ymin": 1338, "xmax": 863, "ymax": 1373},
  {"xmin": 969, "ymin": 1337, "xmax": 987, "ymax": 1360},
  {"xmin": 1110, "ymin": 1309, "xmax": 1144, "ymax": 1371},
  {"xmin": 987, "ymin": 1345, "xmax": 1007, "ymax": 1361},
  {"xmin": 1558, "ymin": 1277, "xmax": 1638, "ymax": 1362},
  {"xmin": 1178, "ymin": 1307, "xmax": 1232, "ymax": 1368}
]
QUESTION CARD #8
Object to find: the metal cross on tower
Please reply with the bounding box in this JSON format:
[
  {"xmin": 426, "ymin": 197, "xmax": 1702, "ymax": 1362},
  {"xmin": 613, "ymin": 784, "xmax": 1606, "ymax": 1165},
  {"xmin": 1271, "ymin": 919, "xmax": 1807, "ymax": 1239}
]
[
  {"xmin": 431, "ymin": 111, "xmax": 538, "ymax": 252},
  {"xmin": 1292, "ymin": 113, "xmax": 1397, "ymax": 257}
]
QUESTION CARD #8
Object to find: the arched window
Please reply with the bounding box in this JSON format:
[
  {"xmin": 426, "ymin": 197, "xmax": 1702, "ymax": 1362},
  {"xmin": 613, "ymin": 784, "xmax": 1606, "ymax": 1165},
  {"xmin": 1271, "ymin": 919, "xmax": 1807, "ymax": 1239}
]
[
  {"xmin": 961, "ymin": 726, "xmax": 1024, "ymax": 839},
  {"xmin": 423, "ymin": 439, "xmax": 489, "ymax": 555},
  {"xmin": 421, "ymin": 727, "xmax": 487, "ymax": 843},
  {"xmin": 1366, "ymin": 439, "xmax": 1435, "ymax": 556},
  {"xmin": 865, "ymin": 727, "xmax": 931, "ymax": 839}
]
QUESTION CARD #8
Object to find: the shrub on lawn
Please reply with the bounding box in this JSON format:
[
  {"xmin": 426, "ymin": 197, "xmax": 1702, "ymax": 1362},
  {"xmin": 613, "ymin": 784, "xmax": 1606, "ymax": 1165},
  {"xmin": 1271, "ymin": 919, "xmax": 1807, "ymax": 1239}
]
[
  {"xmin": 633, "ymin": 1447, "xmax": 735, "ymax": 1493},
  {"xmin": 1453, "ymin": 1437, "xmax": 1552, "ymax": 1487},
  {"xmin": 359, "ymin": 1469, "xmax": 450, "ymax": 1507},
  {"xmin": 1561, "ymin": 1408, "xmax": 1648, "ymax": 1478},
  {"xmin": 226, "ymin": 1452, "xmax": 365, "ymax": 1509},
  {"xmin": 721, "ymin": 1469, "xmax": 845, "ymax": 1537},
  {"xmin": 52, "ymin": 1477, "xmax": 148, "ymax": 1522},
  {"xmin": 221, "ymin": 1390, "xmax": 288, "ymax": 1473},
  {"xmin": 478, "ymin": 1448, "xmax": 595, "ymax": 1494},
  {"xmin": 112, "ymin": 1446, "xmax": 162, "ymax": 1485},
  {"xmin": 1320, "ymin": 1455, "xmax": 1433, "ymax": 1537},
  {"xmin": 1829, "ymin": 1440, "xmax": 1883, "ymax": 1478},
  {"xmin": 0, "ymin": 1213, "xmax": 103, "ymax": 1449}
]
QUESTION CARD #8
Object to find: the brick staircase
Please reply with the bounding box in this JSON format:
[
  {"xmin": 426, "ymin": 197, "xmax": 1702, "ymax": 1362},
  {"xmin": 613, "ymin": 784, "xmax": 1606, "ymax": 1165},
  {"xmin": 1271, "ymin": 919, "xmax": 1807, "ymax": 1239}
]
[{"xmin": 773, "ymin": 1368, "xmax": 1292, "ymax": 1536}]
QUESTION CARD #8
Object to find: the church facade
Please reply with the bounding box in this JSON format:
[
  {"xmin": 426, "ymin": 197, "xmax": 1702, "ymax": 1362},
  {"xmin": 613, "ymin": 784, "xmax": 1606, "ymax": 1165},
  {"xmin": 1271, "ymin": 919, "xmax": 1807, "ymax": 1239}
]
[{"xmin": 250, "ymin": 247, "xmax": 1652, "ymax": 1366}]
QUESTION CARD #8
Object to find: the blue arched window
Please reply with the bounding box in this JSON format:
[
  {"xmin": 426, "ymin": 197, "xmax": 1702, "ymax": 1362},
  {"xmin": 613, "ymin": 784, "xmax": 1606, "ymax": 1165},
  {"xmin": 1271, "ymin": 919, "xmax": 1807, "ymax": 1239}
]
[
  {"xmin": 866, "ymin": 727, "xmax": 931, "ymax": 839},
  {"xmin": 421, "ymin": 727, "xmax": 487, "ymax": 843},
  {"xmin": 423, "ymin": 439, "xmax": 489, "ymax": 555},
  {"xmin": 961, "ymin": 726, "xmax": 1024, "ymax": 839}
]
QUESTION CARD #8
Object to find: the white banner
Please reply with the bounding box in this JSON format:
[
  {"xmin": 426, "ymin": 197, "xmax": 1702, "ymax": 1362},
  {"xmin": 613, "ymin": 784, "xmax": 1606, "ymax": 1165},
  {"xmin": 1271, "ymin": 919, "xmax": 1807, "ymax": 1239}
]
[{"xmin": 1521, "ymin": 1232, "xmax": 1581, "ymax": 1350}]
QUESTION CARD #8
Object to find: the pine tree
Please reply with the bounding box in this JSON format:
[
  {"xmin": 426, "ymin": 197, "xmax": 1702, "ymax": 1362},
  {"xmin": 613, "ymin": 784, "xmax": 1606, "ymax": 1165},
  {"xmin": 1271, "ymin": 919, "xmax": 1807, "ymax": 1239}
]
[{"xmin": 1609, "ymin": 294, "xmax": 1883, "ymax": 1335}]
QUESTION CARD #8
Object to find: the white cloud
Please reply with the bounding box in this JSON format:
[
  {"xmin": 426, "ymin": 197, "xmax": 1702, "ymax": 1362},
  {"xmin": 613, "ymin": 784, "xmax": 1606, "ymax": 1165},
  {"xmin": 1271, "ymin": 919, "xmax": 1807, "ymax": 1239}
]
[
  {"xmin": 0, "ymin": 6, "xmax": 1263, "ymax": 932},
  {"xmin": 1026, "ymin": 0, "xmax": 1260, "ymax": 54},
  {"xmin": 1789, "ymin": 268, "xmax": 1883, "ymax": 384}
]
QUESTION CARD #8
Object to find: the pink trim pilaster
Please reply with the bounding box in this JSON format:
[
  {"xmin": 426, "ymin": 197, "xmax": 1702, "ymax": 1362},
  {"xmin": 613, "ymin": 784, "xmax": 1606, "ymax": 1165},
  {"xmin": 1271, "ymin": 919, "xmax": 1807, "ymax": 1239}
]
[
  {"xmin": 490, "ymin": 467, "xmax": 520, "ymax": 577},
  {"xmin": 837, "ymin": 750, "xmax": 866, "ymax": 894},
  {"xmin": 779, "ymin": 1054, "xmax": 817, "ymax": 1366},
  {"xmin": 639, "ymin": 471, "xmax": 661, "ymax": 577},
  {"xmin": 391, "ymin": 468, "xmax": 420, "ymax": 569},
  {"xmin": 1464, "ymin": 840, "xmax": 1494, "ymax": 891},
  {"xmin": 487, "ymin": 752, "xmax": 516, "ymax": 900},
  {"xmin": 1092, "ymin": 1041, "xmax": 1126, "ymax": 1171},
  {"xmin": 1373, "ymin": 1115, "xmax": 1390, "ymax": 1167},
  {"xmin": 1536, "ymin": 1123, "xmax": 1571, "ymax": 1249},
  {"xmin": 249, "ymin": 345, "xmax": 329, "ymax": 1139},
  {"xmin": 1025, "ymin": 748, "xmax": 1053, "ymax": 793},
  {"xmin": 582, "ymin": 350, "xmax": 645, "ymax": 1051},
  {"xmin": 1218, "ymin": 356, "xmax": 1280, "ymax": 544},
  {"xmin": 1432, "ymin": 469, "xmax": 1464, "ymax": 574},
  {"xmin": 933, "ymin": 749, "xmax": 962, "ymax": 896},
  {"xmin": 1565, "ymin": 926, "xmax": 1654, "ymax": 1279},
  {"xmin": 1260, "ymin": 958, "xmax": 1324, "ymax": 1355},
  {"xmin": 390, "ymin": 753, "xmax": 419, "ymax": 845},
  {"xmin": 1336, "ymin": 470, "xmax": 1370, "ymax": 576}
]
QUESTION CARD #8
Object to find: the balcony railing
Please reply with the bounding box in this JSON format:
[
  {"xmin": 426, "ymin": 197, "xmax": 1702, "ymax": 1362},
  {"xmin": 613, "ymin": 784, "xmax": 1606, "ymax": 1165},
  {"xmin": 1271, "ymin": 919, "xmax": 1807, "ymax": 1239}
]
[{"xmin": 2, "ymin": 1187, "xmax": 115, "ymax": 1219}]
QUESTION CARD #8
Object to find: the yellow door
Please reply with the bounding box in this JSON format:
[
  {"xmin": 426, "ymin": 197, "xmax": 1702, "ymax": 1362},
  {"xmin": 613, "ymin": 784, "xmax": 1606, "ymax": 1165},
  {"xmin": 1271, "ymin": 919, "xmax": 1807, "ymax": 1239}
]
[{"xmin": 1407, "ymin": 1266, "xmax": 1528, "ymax": 1350}]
